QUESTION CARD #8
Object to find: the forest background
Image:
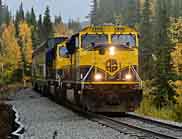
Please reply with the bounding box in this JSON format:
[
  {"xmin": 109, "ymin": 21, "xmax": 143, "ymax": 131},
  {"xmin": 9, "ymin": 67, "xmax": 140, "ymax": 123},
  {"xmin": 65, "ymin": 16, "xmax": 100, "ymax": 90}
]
[{"xmin": 1, "ymin": 0, "xmax": 182, "ymax": 121}]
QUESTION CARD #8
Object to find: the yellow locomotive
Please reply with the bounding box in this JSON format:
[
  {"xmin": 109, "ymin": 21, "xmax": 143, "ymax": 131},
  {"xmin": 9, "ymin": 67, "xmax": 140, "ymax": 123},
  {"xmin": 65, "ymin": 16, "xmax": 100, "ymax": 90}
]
[{"xmin": 32, "ymin": 25, "xmax": 143, "ymax": 112}]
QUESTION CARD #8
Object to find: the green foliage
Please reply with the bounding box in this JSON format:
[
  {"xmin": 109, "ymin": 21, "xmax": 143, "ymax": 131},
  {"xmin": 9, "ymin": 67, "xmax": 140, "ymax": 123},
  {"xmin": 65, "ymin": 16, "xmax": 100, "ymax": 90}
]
[
  {"xmin": 0, "ymin": 1, "xmax": 11, "ymax": 26},
  {"xmin": 91, "ymin": 0, "xmax": 180, "ymax": 109},
  {"xmin": 14, "ymin": 2, "xmax": 25, "ymax": 36},
  {"xmin": 153, "ymin": 0, "xmax": 177, "ymax": 108},
  {"xmin": 26, "ymin": 8, "xmax": 39, "ymax": 49},
  {"xmin": 0, "ymin": 0, "xmax": 2, "ymax": 26},
  {"xmin": 90, "ymin": 0, "xmax": 139, "ymax": 26},
  {"xmin": 168, "ymin": 17, "xmax": 182, "ymax": 43},
  {"xmin": 43, "ymin": 6, "xmax": 53, "ymax": 40},
  {"xmin": 173, "ymin": 95, "xmax": 182, "ymax": 122},
  {"xmin": 55, "ymin": 15, "xmax": 62, "ymax": 24},
  {"xmin": 136, "ymin": 95, "xmax": 177, "ymax": 121},
  {"xmin": 37, "ymin": 14, "xmax": 44, "ymax": 43},
  {"xmin": 140, "ymin": 0, "xmax": 155, "ymax": 80},
  {"xmin": 68, "ymin": 19, "xmax": 81, "ymax": 33},
  {"xmin": 137, "ymin": 82, "xmax": 182, "ymax": 122}
]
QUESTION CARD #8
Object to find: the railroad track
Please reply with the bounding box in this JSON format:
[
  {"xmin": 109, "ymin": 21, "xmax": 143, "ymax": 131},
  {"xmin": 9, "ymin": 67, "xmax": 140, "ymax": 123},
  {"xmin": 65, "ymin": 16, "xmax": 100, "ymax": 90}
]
[
  {"xmin": 85, "ymin": 112, "xmax": 182, "ymax": 139},
  {"xmin": 42, "ymin": 93, "xmax": 182, "ymax": 139},
  {"xmin": 63, "ymin": 101, "xmax": 182, "ymax": 139},
  {"xmin": 126, "ymin": 112, "xmax": 182, "ymax": 130}
]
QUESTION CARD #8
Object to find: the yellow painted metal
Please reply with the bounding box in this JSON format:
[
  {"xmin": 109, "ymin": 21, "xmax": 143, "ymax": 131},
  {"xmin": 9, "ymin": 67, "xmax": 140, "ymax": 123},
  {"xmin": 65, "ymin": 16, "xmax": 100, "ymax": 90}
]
[
  {"xmin": 55, "ymin": 40, "xmax": 70, "ymax": 70},
  {"xmin": 81, "ymin": 81, "xmax": 140, "ymax": 85},
  {"xmin": 53, "ymin": 25, "xmax": 140, "ymax": 83},
  {"xmin": 78, "ymin": 25, "xmax": 139, "ymax": 76}
]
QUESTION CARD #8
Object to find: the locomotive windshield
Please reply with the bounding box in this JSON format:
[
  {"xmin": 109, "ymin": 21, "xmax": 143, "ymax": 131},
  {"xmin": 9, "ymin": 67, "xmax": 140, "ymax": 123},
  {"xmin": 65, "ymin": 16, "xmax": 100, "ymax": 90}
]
[
  {"xmin": 81, "ymin": 34, "xmax": 108, "ymax": 49},
  {"xmin": 112, "ymin": 34, "xmax": 136, "ymax": 47}
]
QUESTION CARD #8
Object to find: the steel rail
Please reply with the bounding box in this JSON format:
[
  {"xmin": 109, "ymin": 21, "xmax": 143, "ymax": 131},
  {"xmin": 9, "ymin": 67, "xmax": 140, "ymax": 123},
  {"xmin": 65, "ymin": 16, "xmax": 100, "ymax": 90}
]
[
  {"xmin": 88, "ymin": 113, "xmax": 180, "ymax": 139},
  {"xmin": 126, "ymin": 112, "xmax": 182, "ymax": 130},
  {"xmin": 62, "ymin": 101, "xmax": 180, "ymax": 139}
]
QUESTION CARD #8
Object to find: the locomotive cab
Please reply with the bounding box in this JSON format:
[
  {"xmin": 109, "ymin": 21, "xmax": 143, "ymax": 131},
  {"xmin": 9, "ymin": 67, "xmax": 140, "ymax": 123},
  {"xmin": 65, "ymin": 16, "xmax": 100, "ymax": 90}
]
[
  {"xmin": 32, "ymin": 25, "xmax": 143, "ymax": 113},
  {"xmin": 63, "ymin": 26, "xmax": 143, "ymax": 112}
]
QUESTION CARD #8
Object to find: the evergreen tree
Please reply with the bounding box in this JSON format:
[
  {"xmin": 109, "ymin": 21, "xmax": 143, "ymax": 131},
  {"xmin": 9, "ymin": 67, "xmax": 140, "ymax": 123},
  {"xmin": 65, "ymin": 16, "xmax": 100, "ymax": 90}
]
[
  {"xmin": 30, "ymin": 8, "xmax": 36, "ymax": 26},
  {"xmin": 55, "ymin": 15, "xmax": 62, "ymax": 24},
  {"xmin": 153, "ymin": 0, "xmax": 176, "ymax": 108},
  {"xmin": 125, "ymin": 0, "xmax": 137, "ymax": 26},
  {"xmin": 26, "ymin": 8, "xmax": 39, "ymax": 49},
  {"xmin": 19, "ymin": 2, "xmax": 24, "ymax": 21},
  {"xmin": 0, "ymin": 0, "xmax": 2, "ymax": 26},
  {"xmin": 3, "ymin": 6, "xmax": 11, "ymax": 25},
  {"xmin": 68, "ymin": 19, "xmax": 81, "ymax": 33},
  {"xmin": 90, "ymin": 0, "xmax": 97, "ymax": 25},
  {"xmin": 0, "ymin": 1, "xmax": 11, "ymax": 26},
  {"xmin": 43, "ymin": 6, "xmax": 53, "ymax": 40},
  {"xmin": 91, "ymin": 0, "xmax": 115, "ymax": 25},
  {"xmin": 26, "ymin": 11, "xmax": 31, "ymax": 24},
  {"xmin": 15, "ymin": 2, "xmax": 25, "ymax": 36},
  {"xmin": 37, "ymin": 14, "xmax": 44, "ymax": 43},
  {"xmin": 139, "ymin": 0, "xmax": 154, "ymax": 80}
]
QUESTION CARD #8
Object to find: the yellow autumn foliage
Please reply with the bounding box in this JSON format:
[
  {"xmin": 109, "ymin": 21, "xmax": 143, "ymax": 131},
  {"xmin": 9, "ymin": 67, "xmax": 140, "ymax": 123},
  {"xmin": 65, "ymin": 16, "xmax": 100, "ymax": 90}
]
[
  {"xmin": 168, "ymin": 17, "xmax": 182, "ymax": 44},
  {"xmin": 18, "ymin": 21, "xmax": 33, "ymax": 64},
  {"xmin": 0, "ymin": 23, "xmax": 21, "ymax": 69}
]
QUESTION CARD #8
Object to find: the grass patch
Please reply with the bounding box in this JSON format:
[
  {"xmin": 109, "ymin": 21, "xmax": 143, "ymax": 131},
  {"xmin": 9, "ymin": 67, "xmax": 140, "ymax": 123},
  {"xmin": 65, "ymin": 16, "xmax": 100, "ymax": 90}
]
[
  {"xmin": 136, "ymin": 95, "xmax": 175, "ymax": 121},
  {"xmin": 136, "ymin": 92, "xmax": 182, "ymax": 122}
]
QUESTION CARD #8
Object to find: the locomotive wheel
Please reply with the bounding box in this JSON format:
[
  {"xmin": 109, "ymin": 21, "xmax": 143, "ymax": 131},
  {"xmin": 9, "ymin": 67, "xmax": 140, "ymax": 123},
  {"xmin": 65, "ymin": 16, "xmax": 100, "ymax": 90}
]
[
  {"xmin": 60, "ymin": 85, "xmax": 66, "ymax": 102},
  {"xmin": 47, "ymin": 85, "xmax": 54, "ymax": 100},
  {"xmin": 40, "ymin": 85, "xmax": 44, "ymax": 95},
  {"xmin": 74, "ymin": 89, "xmax": 81, "ymax": 106},
  {"xmin": 43, "ymin": 85, "xmax": 48, "ymax": 97},
  {"xmin": 53, "ymin": 86, "xmax": 58, "ymax": 101},
  {"xmin": 33, "ymin": 83, "xmax": 38, "ymax": 91}
]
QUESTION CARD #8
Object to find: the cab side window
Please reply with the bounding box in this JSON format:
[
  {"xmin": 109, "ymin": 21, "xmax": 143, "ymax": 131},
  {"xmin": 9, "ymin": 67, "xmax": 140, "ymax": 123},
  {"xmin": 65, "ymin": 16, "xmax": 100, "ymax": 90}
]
[{"xmin": 59, "ymin": 47, "xmax": 69, "ymax": 58}]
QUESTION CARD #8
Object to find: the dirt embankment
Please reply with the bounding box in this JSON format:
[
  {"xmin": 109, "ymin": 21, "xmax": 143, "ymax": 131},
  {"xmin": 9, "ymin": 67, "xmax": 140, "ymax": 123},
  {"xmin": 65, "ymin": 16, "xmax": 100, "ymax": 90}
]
[{"xmin": 0, "ymin": 103, "xmax": 14, "ymax": 139}]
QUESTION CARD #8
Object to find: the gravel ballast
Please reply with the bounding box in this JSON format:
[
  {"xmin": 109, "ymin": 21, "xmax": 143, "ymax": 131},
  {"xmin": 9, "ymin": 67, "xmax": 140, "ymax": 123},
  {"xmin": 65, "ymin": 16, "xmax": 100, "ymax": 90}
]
[{"xmin": 7, "ymin": 89, "xmax": 136, "ymax": 139}]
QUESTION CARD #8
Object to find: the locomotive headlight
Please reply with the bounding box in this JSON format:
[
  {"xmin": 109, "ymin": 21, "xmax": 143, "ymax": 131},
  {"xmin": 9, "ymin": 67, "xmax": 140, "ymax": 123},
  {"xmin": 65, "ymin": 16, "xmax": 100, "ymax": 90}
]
[
  {"xmin": 109, "ymin": 46, "xmax": 115, "ymax": 56},
  {"xmin": 125, "ymin": 74, "xmax": 132, "ymax": 80},
  {"xmin": 94, "ymin": 73, "xmax": 102, "ymax": 81}
]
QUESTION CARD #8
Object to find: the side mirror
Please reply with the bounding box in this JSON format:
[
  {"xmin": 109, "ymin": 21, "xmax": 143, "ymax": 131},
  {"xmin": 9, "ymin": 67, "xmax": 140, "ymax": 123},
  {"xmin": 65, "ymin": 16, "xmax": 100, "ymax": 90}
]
[{"xmin": 66, "ymin": 42, "xmax": 76, "ymax": 54}]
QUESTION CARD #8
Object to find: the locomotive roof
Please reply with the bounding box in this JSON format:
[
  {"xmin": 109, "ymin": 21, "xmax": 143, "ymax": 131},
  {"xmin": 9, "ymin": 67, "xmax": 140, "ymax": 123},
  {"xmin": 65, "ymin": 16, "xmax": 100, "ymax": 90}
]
[
  {"xmin": 79, "ymin": 25, "xmax": 138, "ymax": 33},
  {"xmin": 33, "ymin": 36, "xmax": 68, "ymax": 56}
]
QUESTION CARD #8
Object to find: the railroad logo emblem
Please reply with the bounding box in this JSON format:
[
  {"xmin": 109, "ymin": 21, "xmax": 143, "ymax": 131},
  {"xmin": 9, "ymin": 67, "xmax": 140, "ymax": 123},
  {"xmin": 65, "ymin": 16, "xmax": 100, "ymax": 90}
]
[{"xmin": 106, "ymin": 59, "xmax": 118, "ymax": 72}]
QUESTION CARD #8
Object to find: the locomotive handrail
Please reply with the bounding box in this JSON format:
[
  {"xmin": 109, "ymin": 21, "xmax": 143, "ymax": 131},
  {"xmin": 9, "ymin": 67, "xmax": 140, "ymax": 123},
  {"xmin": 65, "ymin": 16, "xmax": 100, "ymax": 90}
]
[
  {"xmin": 81, "ymin": 66, "xmax": 94, "ymax": 90},
  {"xmin": 82, "ymin": 66, "xmax": 94, "ymax": 82},
  {"xmin": 131, "ymin": 66, "xmax": 142, "ymax": 88}
]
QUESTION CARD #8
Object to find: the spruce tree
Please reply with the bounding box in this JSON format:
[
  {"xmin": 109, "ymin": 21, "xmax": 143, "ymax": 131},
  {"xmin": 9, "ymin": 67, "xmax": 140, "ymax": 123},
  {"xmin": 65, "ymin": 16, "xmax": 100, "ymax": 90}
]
[
  {"xmin": 30, "ymin": 8, "xmax": 36, "ymax": 26},
  {"xmin": 0, "ymin": 1, "xmax": 11, "ymax": 25},
  {"xmin": 43, "ymin": 6, "xmax": 53, "ymax": 40},
  {"xmin": 15, "ymin": 2, "xmax": 25, "ymax": 36},
  {"xmin": 26, "ymin": 11, "xmax": 31, "ymax": 24},
  {"xmin": 153, "ymin": 0, "xmax": 177, "ymax": 108},
  {"xmin": 27, "ymin": 8, "xmax": 38, "ymax": 49},
  {"xmin": 55, "ymin": 15, "xmax": 62, "ymax": 24},
  {"xmin": 0, "ymin": 0, "xmax": 2, "ymax": 26},
  {"xmin": 18, "ymin": 2, "xmax": 24, "ymax": 21},
  {"xmin": 90, "ymin": 0, "xmax": 97, "ymax": 25},
  {"xmin": 125, "ymin": 0, "xmax": 137, "ymax": 26},
  {"xmin": 140, "ymin": 0, "xmax": 154, "ymax": 80},
  {"xmin": 38, "ymin": 14, "xmax": 44, "ymax": 43},
  {"xmin": 3, "ymin": 6, "xmax": 11, "ymax": 25}
]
